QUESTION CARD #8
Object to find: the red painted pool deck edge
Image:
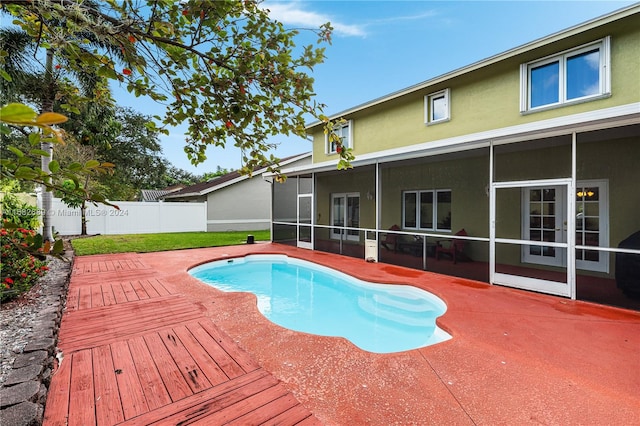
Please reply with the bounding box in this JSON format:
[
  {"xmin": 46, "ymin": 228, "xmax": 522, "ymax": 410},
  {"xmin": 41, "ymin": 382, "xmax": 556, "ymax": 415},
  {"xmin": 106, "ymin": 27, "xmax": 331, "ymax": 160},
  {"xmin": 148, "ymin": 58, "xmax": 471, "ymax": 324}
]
[{"xmin": 47, "ymin": 243, "xmax": 640, "ymax": 425}]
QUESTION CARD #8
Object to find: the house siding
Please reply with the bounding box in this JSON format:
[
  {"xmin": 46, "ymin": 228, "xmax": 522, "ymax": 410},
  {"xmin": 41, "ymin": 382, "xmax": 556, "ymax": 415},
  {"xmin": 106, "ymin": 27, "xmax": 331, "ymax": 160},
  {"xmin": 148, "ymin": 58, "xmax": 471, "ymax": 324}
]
[
  {"xmin": 206, "ymin": 176, "xmax": 271, "ymax": 232},
  {"xmin": 311, "ymin": 13, "xmax": 640, "ymax": 163}
]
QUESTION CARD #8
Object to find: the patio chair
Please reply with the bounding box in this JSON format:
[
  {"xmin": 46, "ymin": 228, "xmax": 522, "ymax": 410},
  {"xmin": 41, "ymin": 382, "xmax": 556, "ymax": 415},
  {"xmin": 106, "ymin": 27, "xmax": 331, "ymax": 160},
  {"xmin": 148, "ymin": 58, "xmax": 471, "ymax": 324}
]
[
  {"xmin": 381, "ymin": 225, "xmax": 401, "ymax": 252},
  {"xmin": 435, "ymin": 228, "xmax": 468, "ymax": 264}
]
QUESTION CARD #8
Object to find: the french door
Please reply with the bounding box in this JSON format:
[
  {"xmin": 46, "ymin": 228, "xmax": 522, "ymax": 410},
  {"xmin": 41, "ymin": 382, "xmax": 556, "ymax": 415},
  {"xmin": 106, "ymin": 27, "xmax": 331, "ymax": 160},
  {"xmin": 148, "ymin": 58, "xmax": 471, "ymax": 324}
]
[
  {"xmin": 331, "ymin": 193, "xmax": 360, "ymax": 241},
  {"xmin": 521, "ymin": 186, "xmax": 566, "ymax": 267},
  {"xmin": 492, "ymin": 179, "xmax": 573, "ymax": 297}
]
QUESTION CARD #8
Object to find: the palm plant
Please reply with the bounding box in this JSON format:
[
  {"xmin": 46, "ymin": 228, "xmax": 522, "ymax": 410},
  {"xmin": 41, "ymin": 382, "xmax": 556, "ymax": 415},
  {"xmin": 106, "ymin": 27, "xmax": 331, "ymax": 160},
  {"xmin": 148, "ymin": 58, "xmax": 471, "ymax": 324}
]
[{"xmin": 1, "ymin": 3, "xmax": 124, "ymax": 240}]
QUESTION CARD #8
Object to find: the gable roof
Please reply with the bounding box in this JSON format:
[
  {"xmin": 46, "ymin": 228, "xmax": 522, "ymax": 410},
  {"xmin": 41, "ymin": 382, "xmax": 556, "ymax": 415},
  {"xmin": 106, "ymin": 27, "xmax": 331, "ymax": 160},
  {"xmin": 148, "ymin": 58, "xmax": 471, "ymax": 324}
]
[
  {"xmin": 306, "ymin": 3, "xmax": 640, "ymax": 130},
  {"xmin": 140, "ymin": 189, "xmax": 174, "ymax": 201},
  {"xmin": 139, "ymin": 184, "xmax": 186, "ymax": 201},
  {"xmin": 163, "ymin": 152, "xmax": 311, "ymax": 199}
]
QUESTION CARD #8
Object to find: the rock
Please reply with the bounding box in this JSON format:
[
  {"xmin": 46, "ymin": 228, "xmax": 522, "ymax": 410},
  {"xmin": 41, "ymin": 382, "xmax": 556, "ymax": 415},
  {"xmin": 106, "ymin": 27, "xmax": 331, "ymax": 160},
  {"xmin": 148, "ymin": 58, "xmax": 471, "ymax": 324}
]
[
  {"xmin": 0, "ymin": 401, "xmax": 42, "ymax": 426},
  {"xmin": 3, "ymin": 365, "xmax": 43, "ymax": 386},
  {"xmin": 12, "ymin": 352, "xmax": 48, "ymax": 370},
  {"xmin": 22, "ymin": 338, "xmax": 55, "ymax": 354},
  {"xmin": 0, "ymin": 381, "xmax": 41, "ymax": 407}
]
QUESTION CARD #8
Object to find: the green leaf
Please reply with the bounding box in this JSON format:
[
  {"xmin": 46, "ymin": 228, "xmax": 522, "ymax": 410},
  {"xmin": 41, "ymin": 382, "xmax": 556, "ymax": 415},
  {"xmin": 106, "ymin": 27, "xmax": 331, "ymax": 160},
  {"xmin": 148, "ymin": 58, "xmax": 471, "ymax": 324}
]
[
  {"xmin": 48, "ymin": 160, "xmax": 60, "ymax": 173},
  {"xmin": 31, "ymin": 233, "xmax": 43, "ymax": 250},
  {"xmin": 68, "ymin": 162, "xmax": 83, "ymax": 172},
  {"xmin": 0, "ymin": 103, "xmax": 37, "ymax": 124},
  {"xmin": 84, "ymin": 160, "xmax": 100, "ymax": 169},
  {"xmin": 28, "ymin": 132, "xmax": 41, "ymax": 146},
  {"xmin": 14, "ymin": 166, "xmax": 39, "ymax": 180},
  {"xmin": 51, "ymin": 239, "xmax": 65, "ymax": 255},
  {"xmin": 0, "ymin": 68, "xmax": 12, "ymax": 82},
  {"xmin": 29, "ymin": 149, "xmax": 50, "ymax": 157},
  {"xmin": 8, "ymin": 146, "xmax": 24, "ymax": 158}
]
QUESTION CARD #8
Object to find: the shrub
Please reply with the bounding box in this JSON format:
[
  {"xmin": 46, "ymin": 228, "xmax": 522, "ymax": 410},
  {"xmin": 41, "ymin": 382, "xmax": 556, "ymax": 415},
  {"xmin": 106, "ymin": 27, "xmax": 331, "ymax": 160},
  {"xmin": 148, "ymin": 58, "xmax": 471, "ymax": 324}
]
[{"xmin": 0, "ymin": 227, "xmax": 48, "ymax": 301}]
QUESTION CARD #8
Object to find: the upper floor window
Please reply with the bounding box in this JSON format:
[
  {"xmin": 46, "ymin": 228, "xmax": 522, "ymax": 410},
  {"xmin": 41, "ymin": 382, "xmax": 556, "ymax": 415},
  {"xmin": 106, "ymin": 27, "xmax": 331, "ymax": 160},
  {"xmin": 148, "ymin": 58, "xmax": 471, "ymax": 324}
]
[
  {"xmin": 520, "ymin": 37, "xmax": 610, "ymax": 112},
  {"xmin": 326, "ymin": 120, "xmax": 352, "ymax": 154},
  {"xmin": 424, "ymin": 89, "xmax": 450, "ymax": 124}
]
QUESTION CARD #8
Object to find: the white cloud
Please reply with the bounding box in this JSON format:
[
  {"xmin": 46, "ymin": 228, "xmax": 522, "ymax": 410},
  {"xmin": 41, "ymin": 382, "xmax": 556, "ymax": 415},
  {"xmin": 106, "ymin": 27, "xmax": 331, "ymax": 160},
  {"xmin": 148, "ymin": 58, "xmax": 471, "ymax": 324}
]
[
  {"xmin": 262, "ymin": 2, "xmax": 367, "ymax": 37},
  {"xmin": 369, "ymin": 10, "xmax": 438, "ymax": 25}
]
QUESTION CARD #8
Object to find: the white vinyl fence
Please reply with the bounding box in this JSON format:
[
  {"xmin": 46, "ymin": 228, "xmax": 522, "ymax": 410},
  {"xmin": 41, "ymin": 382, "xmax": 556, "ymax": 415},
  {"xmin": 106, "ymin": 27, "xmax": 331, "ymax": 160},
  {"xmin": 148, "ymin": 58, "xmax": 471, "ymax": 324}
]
[{"xmin": 42, "ymin": 198, "xmax": 207, "ymax": 236}]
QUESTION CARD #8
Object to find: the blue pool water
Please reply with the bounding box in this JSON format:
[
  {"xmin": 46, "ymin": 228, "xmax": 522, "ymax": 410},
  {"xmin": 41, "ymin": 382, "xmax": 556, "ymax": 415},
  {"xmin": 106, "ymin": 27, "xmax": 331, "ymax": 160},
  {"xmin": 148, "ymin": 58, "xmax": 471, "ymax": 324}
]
[{"xmin": 189, "ymin": 254, "xmax": 451, "ymax": 353}]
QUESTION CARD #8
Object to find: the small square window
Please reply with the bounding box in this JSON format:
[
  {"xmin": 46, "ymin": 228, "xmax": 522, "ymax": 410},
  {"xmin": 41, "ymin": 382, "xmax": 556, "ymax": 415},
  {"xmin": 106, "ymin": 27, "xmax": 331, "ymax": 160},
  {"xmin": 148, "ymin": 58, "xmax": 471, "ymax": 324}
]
[
  {"xmin": 325, "ymin": 120, "xmax": 352, "ymax": 154},
  {"xmin": 425, "ymin": 89, "xmax": 450, "ymax": 124}
]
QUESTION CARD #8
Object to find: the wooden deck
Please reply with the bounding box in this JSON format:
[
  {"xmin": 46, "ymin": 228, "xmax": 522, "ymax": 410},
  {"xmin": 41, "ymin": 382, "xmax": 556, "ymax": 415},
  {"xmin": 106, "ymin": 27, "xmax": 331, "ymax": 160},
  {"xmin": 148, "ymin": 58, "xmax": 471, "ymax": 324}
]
[{"xmin": 44, "ymin": 255, "xmax": 319, "ymax": 425}]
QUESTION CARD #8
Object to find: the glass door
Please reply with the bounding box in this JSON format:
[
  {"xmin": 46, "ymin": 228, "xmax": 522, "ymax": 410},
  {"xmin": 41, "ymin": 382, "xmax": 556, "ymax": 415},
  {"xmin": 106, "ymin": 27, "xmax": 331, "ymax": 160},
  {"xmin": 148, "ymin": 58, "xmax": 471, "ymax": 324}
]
[
  {"xmin": 331, "ymin": 193, "xmax": 360, "ymax": 241},
  {"xmin": 492, "ymin": 179, "xmax": 573, "ymax": 297},
  {"xmin": 522, "ymin": 186, "xmax": 566, "ymax": 267},
  {"xmin": 297, "ymin": 195, "xmax": 312, "ymax": 249},
  {"xmin": 297, "ymin": 176, "xmax": 313, "ymax": 249}
]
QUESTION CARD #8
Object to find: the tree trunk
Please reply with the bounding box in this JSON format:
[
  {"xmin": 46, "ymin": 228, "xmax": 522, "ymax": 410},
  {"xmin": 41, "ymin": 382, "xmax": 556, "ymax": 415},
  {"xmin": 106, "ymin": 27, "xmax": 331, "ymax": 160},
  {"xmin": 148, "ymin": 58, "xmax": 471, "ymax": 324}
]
[
  {"xmin": 40, "ymin": 48, "xmax": 55, "ymax": 242},
  {"xmin": 81, "ymin": 199, "xmax": 87, "ymax": 235}
]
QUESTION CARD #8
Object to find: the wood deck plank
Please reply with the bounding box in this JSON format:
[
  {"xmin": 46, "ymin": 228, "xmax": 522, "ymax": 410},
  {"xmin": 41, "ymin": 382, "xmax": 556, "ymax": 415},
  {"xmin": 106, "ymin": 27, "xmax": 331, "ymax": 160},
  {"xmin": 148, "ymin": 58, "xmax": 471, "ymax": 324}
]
[
  {"xmin": 59, "ymin": 305, "xmax": 199, "ymax": 341},
  {"xmin": 90, "ymin": 284, "xmax": 104, "ymax": 308},
  {"xmin": 66, "ymin": 286, "xmax": 80, "ymax": 311},
  {"xmin": 172, "ymin": 324, "xmax": 230, "ymax": 386},
  {"xmin": 59, "ymin": 310, "xmax": 205, "ymax": 353},
  {"xmin": 42, "ymin": 351, "xmax": 72, "ymax": 426},
  {"xmin": 92, "ymin": 345, "xmax": 125, "ymax": 425},
  {"xmin": 226, "ymin": 393, "xmax": 309, "ymax": 426},
  {"xmin": 121, "ymin": 281, "xmax": 140, "ymax": 302},
  {"xmin": 148, "ymin": 278, "xmax": 171, "ymax": 296},
  {"xmin": 142, "ymin": 332, "xmax": 193, "ymax": 401},
  {"xmin": 141, "ymin": 279, "xmax": 161, "ymax": 298},
  {"xmin": 296, "ymin": 415, "xmax": 325, "ymax": 425},
  {"xmin": 68, "ymin": 349, "xmax": 96, "ymax": 426},
  {"xmin": 261, "ymin": 402, "xmax": 319, "ymax": 426},
  {"xmin": 188, "ymin": 380, "xmax": 289, "ymax": 425},
  {"xmin": 161, "ymin": 327, "xmax": 212, "ymax": 393},
  {"xmin": 77, "ymin": 286, "xmax": 92, "ymax": 310},
  {"xmin": 131, "ymin": 280, "xmax": 150, "ymax": 299},
  {"xmin": 199, "ymin": 319, "xmax": 261, "ymax": 372},
  {"xmin": 101, "ymin": 284, "xmax": 117, "ymax": 306},
  {"xmin": 119, "ymin": 370, "xmax": 271, "ymax": 426},
  {"xmin": 127, "ymin": 335, "xmax": 173, "ymax": 411},
  {"xmin": 58, "ymin": 296, "xmax": 198, "ymax": 336},
  {"xmin": 111, "ymin": 282, "xmax": 128, "ymax": 304},
  {"xmin": 110, "ymin": 340, "xmax": 150, "ymax": 419},
  {"xmin": 186, "ymin": 322, "xmax": 246, "ymax": 379}
]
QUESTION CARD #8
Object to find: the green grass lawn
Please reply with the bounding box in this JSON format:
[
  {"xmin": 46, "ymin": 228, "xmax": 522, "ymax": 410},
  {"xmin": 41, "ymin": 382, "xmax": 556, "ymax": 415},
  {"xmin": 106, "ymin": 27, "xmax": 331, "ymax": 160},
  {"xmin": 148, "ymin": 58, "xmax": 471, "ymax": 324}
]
[{"xmin": 71, "ymin": 230, "xmax": 271, "ymax": 256}]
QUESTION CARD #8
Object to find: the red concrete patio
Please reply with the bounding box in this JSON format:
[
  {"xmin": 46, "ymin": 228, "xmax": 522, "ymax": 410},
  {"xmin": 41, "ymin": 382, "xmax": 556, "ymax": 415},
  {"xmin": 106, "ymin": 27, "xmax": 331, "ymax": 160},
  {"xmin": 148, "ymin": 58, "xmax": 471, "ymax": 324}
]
[{"xmin": 45, "ymin": 243, "xmax": 640, "ymax": 425}]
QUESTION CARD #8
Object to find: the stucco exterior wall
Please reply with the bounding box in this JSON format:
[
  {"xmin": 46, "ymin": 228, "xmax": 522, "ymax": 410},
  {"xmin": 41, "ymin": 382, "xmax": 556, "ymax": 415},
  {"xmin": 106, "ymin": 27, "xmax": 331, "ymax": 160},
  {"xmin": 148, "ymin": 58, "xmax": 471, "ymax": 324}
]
[{"xmin": 310, "ymin": 14, "xmax": 640, "ymax": 163}]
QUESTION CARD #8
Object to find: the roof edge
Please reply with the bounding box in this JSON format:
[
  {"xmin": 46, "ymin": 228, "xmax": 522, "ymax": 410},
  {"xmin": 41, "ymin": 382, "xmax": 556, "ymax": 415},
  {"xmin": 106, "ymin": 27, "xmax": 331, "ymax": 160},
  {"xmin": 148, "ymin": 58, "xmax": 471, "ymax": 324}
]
[{"xmin": 307, "ymin": 3, "xmax": 640, "ymax": 129}]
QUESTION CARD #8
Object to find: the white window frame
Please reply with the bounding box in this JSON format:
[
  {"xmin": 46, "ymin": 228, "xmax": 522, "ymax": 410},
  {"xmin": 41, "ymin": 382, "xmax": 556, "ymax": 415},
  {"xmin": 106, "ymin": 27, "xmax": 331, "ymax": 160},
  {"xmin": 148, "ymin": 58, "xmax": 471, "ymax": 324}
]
[
  {"xmin": 575, "ymin": 179, "xmax": 609, "ymax": 273},
  {"xmin": 519, "ymin": 36, "xmax": 611, "ymax": 113},
  {"xmin": 519, "ymin": 180, "xmax": 609, "ymax": 272},
  {"xmin": 330, "ymin": 192, "xmax": 360, "ymax": 241},
  {"xmin": 402, "ymin": 189, "xmax": 452, "ymax": 232},
  {"xmin": 325, "ymin": 120, "xmax": 353, "ymax": 154},
  {"xmin": 424, "ymin": 88, "xmax": 450, "ymax": 124}
]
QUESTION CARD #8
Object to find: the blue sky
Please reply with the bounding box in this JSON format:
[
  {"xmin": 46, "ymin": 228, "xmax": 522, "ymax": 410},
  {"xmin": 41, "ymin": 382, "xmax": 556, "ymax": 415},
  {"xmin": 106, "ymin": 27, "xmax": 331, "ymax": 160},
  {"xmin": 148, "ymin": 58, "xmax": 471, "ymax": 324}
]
[{"xmin": 114, "ymin": 0, "xmax": 637, "ymax": 174}]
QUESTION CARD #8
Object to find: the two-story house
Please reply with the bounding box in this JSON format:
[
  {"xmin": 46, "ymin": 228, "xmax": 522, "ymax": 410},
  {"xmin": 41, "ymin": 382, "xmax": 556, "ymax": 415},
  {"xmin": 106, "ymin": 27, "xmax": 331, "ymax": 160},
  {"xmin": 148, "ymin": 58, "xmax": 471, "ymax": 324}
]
[{"xmin": 270, "ymin": 4, "xmax": 640, "ymax": 310}]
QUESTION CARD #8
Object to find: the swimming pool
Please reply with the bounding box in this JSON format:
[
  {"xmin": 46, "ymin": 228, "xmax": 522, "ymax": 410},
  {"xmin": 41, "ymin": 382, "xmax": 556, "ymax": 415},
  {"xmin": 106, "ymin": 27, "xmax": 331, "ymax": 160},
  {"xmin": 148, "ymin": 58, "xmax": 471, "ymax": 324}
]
[{"xmin": 189, "ymin": 254, "xmax": 451, "ymax": 353}]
